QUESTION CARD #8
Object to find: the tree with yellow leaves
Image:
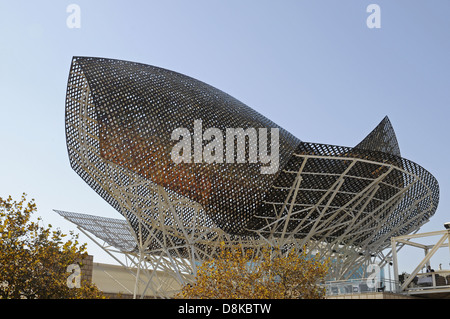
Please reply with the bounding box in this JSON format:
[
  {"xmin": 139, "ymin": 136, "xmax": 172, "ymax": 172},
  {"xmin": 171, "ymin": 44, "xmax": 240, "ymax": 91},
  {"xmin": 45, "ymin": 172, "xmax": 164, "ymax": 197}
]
[
  {"xmin": 177, "ymin": 243, "xmax": 329, "ymax": 299},
  {"xmin": 0, "ymin": 193, "xmax": 106, "ymax": 299}
]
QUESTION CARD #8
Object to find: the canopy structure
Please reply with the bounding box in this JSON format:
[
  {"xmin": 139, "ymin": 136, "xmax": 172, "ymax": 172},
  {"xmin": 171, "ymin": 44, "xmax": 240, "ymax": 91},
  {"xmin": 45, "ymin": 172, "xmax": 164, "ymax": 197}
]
[
  {"xmin": 62, "ymin": 56, "xmax": 439, "ymax": 297},
  {"xmin": 53, "ymin": 210, "xmax": 136, "ymax": 253}
]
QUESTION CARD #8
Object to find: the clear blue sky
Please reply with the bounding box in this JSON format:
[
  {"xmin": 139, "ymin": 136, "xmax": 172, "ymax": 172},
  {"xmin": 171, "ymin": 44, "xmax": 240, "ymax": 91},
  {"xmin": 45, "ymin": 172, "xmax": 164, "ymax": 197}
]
[{"xmin": 1, "ymin": 1, "xmax": 449, "ymax": 274}]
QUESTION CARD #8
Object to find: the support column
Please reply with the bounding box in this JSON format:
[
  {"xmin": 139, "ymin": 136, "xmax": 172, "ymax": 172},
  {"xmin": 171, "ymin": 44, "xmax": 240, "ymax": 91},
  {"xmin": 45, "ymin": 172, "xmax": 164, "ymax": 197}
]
[{"xmin": 391, "ymin": 237, "xmax": 399, "ymax": 293}]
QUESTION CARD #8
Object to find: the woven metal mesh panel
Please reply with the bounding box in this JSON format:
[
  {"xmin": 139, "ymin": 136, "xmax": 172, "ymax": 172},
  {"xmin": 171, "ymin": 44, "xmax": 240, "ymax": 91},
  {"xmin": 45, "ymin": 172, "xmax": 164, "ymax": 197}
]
[
  {"xmin": 65, "ymin": 56, "xmax": 439, "ymax": 252},
  {"xmin": 66, "ymin": 56, "xmax": 300, "ymax": 237},
  {"xmin": 354, "ymin": 116, "xmax": 401, "ymax": 157},
  {"xmin": 257, "ymin": 141, "xmax": 439, "ymax": 247},
  {"xmin": 54, "ymin": 210, "xmax": 137, "ymax": 252}
]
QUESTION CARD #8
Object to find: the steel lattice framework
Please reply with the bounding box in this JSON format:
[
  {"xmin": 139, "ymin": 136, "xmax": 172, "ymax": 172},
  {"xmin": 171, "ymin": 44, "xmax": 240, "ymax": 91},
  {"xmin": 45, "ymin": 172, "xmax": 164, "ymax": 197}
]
[{"xmin": 62, "ymin": 56, "xmax": 439, "ymax": 298}]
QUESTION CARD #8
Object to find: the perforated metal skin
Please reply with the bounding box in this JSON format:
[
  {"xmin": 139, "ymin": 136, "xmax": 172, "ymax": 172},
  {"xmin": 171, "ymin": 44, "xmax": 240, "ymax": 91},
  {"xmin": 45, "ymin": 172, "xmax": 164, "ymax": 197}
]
[
  {"xmin": 65, "ymin": 57, "xmax": 439, "ymax": 250},
  {"xmin": 66, "ymin": 56, "xmax": 299, "ymax": 236}
]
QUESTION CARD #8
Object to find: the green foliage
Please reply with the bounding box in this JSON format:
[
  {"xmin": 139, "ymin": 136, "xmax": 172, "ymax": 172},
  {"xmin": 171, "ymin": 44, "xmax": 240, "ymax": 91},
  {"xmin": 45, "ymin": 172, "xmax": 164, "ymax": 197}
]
[
  {"xmin": 177, "ymin": 243, "xmax": 329, "ymax": 299},
  {"xmin": 0, "ymin": 193, "xmax": 106, "ymax": 299}
]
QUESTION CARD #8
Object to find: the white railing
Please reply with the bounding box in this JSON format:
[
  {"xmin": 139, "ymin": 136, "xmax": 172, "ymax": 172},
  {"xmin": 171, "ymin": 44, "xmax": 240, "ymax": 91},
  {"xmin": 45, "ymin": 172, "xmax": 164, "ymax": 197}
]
[
  {"xmin": 325, "ymin": 271, "xmax": 450, "ymax": 296},
  {"xmin": 402, "ymin": 270, "xmax": 450, "ymax": 293},
  {"xmin": 324, "ymin": 278, "xmax": 398, "ymax": 296}
]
